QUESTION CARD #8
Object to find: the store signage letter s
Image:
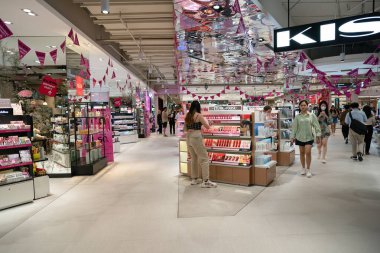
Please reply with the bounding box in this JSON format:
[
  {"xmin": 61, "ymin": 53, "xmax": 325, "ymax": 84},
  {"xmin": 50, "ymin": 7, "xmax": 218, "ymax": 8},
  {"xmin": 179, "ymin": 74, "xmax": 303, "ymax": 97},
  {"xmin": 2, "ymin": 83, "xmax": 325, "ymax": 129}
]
[
  {"xmin": 338, "ymin": 17, "xmax": 380, "ymax": 37},
  {"xmin": 274, "ymin": 13, "xmax": 380, "ymax": 52}
]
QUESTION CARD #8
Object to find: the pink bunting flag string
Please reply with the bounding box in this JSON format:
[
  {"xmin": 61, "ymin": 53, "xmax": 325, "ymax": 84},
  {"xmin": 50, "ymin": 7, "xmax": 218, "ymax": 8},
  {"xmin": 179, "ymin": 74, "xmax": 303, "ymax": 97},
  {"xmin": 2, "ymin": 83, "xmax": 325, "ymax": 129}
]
[
  {"xmin": 111, "ymin": 71, "xmax": 116, "ymax": 79},
  {"xmin": 18, "ymin": 39, "xmax": 31, "ymax": 60},
  {"xmin": 73, "ymin": 33, "xmax": 80, "ymax": 46},
  {"xmin": 233, "ymin": 0, "xmax": 242, "ymax": 13},
  {"xmin": 0, "ymin": 18, "xmax": 13, "ymax": 40},
  {"xmin": 298, "ymin": 52, "xmax": 307, "ymax": 63},
  {"xmin": 236, "ymin": 17, "xmax": 246, "ymax": 34},
  {"xmin": 49, "ymin": 49, "xmax": 58, "ymax": 64},
  {"xmin": 35, "ymin": 51, "xmax": 46, "ymax": 66},
  {"xmin": 68, "ymin": 28, "xmax": 74, "ymax": 42},
  {"xmin": 347, "ymin": 68, "xmax": 359, "ymax": 78},
  {"xmin": 60, "ymin": 40, "xmax": 66, "ymax": 53}
]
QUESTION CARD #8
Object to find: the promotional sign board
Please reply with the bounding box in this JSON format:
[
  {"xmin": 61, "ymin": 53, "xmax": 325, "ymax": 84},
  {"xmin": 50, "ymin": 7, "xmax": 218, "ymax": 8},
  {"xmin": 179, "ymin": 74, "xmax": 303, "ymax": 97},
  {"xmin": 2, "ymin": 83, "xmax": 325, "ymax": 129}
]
[
  {"xmin": 274, "ymin": 13, "xmax": 380, "ymax": 52},
  {"xmin": 76, "ymin": 76, "xmax": 84, "ymax": 96},
  {"xmin": 39, "ymin": 75, "xmax": 58, "ymax": 97}
]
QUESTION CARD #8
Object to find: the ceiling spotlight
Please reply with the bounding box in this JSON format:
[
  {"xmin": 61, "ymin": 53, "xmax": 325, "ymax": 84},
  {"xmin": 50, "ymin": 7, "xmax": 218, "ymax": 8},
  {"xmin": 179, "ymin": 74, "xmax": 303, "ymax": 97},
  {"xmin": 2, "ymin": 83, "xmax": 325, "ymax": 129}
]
[
  {"xmin": 4, "ymin": 21, "xmax": 12, "ymax": 25},
  {"xmin": 99, "ymin": 57, "xmax": 103, "ymax": 61},
  {"xmin": 258, "ymin": 37, "xmax": 265, "ymax": 42},
  {"xmin": 27, "ymin": 12, "xmax": 37, "ymax": 16},
  {"xmin": 101, "ymin": 0, "xmax": 110, "ymax": 14},
  {"xmin": 22, "ymin": 8, "xmax": 32, "ymax": 13}
]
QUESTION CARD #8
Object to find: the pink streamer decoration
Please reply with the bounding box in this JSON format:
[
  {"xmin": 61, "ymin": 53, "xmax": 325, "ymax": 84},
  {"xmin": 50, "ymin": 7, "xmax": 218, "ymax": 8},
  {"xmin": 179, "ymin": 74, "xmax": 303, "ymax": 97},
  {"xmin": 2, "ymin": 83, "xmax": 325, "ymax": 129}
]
[
  {"xmin": 49, "ymin": 49, "xmax": 57, "ymax": 64},
  {"xmin": 60, "ymin": 40, "xmax": 66, "ymax": 53},
  {"xmin": 35, "ymin": 51, "xmax": 46, "ymax": 66}
]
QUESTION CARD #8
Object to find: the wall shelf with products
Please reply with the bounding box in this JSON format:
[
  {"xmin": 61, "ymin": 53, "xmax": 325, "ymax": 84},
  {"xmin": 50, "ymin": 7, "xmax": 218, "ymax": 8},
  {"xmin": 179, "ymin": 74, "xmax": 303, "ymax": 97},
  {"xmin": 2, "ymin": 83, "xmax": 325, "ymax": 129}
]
[
  {"xmin": 49, "ymin": 107, "xmax": 72, "ymax": 177},
  {"xmin": 70, "ymin": 102, "xmax": 107, "ymax": 175},
  {"xmin": 0, "ymin": 116, "xmax": 35, "ymax": 210},
  {"xmin": 275, "ymin": 106, "xmax": 295, "ymax": 166},
  {"xmin": 111, "ymin": 107, "xmax": 138, "ymax": 145}
]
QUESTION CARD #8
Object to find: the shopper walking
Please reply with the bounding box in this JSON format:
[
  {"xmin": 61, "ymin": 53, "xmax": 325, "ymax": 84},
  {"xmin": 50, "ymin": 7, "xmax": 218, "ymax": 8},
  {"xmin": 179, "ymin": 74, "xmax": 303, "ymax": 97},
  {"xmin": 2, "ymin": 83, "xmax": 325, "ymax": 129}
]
[
  {"xmin": 162, "ymin": 107, "xmax": 168, "ymax": 137},
  {"xmin": 184, "ymin": 101, "xmax": 217, "ymax": 188},
  {"xmin": 330, "ymin": 106, "xmax": 339, "ymax": 135},
  {"xmin": 157, "ymin": 109, "xmax": 162, "ymax": 134},
  {"xmin": 316, "ymin": 101, "xmax": 331, "ymax": 164},
  {"xmin": 363, "ymin": 105, "xmax": 376, "ymax": 155},
  {"xmin": 339, "ymin": 105, "xmax": 350, "ymax": 144},
  {"xmin": 168, "ymin": 109, "xmax": 176, "ymax": 135},
  {"xmin": 345, "ymin": 102, "xmax": 367, "ymax": 161},
  {"xmin": 291, "ymin": 100, "xmax": 321, "ymax": 178}
]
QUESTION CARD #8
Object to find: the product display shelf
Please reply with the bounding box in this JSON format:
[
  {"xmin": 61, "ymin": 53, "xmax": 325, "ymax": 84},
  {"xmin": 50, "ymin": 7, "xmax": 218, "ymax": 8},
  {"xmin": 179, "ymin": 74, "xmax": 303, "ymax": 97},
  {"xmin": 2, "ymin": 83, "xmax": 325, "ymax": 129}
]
[
  {"xmin": 180, "ymin": 113, "xmax": 255, "ymax": 186},
  {"xmin": 0, "ymin": 115, "xmax": 35, "ymax": 210},
  {"xmin": 137, "ymin": 107, "xmax": 146, "ymax": 138},
  {"xmin": 251, "ymin": 109, "xmax": 278, "ymax": 186},
  {"xmin": 111, "ymin": 109, "xmax": 138, "ymax": 145},
  {"xmin": 70, "ymin": 102, "xmax": 107, "ymax": 176},
  {"xmin": 275, "ymin": 106, "xmax": 295, "ymax": 166},
  {"xmin": 176, "ymin": 114, "xmax": 185, "ymax": 137},
  {"xmin": 50, "ymin": 107, "xmax": 72, "ymax": 178}
]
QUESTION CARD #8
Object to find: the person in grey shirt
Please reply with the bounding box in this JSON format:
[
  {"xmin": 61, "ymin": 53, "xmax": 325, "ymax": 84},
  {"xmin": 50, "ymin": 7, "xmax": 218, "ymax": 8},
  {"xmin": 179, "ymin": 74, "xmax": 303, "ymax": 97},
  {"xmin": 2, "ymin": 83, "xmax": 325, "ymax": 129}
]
[{"xmin": 345, "ymin": 102, "xmax": 367, "ymax": 161}]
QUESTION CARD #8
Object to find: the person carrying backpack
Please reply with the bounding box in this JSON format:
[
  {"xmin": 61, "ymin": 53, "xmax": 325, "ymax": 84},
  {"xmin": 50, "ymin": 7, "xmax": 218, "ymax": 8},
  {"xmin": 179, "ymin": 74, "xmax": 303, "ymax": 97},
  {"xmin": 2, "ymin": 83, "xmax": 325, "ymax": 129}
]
[{"xmin": 345, "ymin": 103, "xmax": 367, "ymax": 161}]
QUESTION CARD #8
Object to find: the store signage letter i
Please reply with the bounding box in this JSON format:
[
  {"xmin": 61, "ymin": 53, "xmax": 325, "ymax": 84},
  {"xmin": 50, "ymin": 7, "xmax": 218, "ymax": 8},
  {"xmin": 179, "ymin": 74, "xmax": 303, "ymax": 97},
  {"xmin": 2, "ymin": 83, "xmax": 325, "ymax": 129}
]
[{"xmin": 274, "ymin": 13, "xmax": 380, "ymax": 52}]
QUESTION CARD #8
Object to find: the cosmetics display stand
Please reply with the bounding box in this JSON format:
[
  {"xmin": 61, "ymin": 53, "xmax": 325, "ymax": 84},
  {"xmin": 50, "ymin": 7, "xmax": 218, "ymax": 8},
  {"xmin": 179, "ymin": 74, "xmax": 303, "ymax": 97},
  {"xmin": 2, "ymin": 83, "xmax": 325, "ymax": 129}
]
[
  {"xmin": 0, "ymin": 115, "xmax": 35, "ymax": 210},
  {"xmin": 71, "ymin": 102, "xmax": 107, "ymax": 176},
  {"xmin": 111, "ymin": 107, "xmax": 138, "ymax": 145},
  {"xmin": 276, "ymin": 106, "xmax": 295, "ymax": 166},
  {"xmin": 179, "ymin": 108, "xmax": 277, "ymax": 186},
  {"xmin": 253, "ymin": 108, "xmax": 278, "ymax": 186},
  {"xmin": 50, "ymin": 105, "xmax": 72, "ymax": 177},
  {"xmin": 137, "ymin": 107, "xmax": 146, "ymax": 138}
]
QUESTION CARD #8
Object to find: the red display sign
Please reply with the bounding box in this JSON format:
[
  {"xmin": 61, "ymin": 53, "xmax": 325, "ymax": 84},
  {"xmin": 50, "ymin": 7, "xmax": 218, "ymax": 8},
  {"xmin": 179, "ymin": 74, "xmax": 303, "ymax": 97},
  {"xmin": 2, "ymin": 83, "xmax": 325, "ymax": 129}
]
[
  {"xmin": 114, "ymin": 98, "xmax": 122, "ymax": 107},
  {"xmin": 76, "ymin": 76, "xmax": 84, "ymax": 96},
  {"xmin": 38, "ymin": 76, "xmax": 57, "ymax": 97}
]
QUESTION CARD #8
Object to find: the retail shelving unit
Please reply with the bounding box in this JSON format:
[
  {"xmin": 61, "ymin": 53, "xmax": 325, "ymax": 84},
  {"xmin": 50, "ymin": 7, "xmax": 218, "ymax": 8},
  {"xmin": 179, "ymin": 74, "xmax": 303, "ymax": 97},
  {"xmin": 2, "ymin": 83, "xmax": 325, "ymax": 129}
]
[
  {"xmin": 252, "ymin": 109, "xmax": 278, "ymax": 186},
  {"xmin": 0, "ymin": 115, "xmax": 35, "ymax": 210},
  {"xmin": 50, "ymin": 107, "xmax": 72, "ymax": 177},
  {"xmin": 111, "ymin": 107, "xmax": 138, "ymax": 145},
  {"xmin": 70, "ymin": 102, "xmax": 107, "ymax": 175},
  {"xmin": 137, "ymin": 107, "xmax": 145, "ymax": 138},
  {"xmin": 176, "ymin": 113, "xmax": 185, "ymax": 137},
  {"xmin": 179, "ymin": 108, "xmax": 277, "ymax": 186},
  {"xmin": 276, "ymin": 106, "xmax": 295, "ymax": 166}
]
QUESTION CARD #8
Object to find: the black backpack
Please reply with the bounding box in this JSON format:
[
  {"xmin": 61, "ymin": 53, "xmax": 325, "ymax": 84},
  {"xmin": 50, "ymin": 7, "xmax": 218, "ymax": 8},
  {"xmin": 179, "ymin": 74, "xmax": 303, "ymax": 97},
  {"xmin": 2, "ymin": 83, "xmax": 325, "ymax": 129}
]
[{"xmin": 349, "ymin": 112, "xmax": 367, "ymax": 135}]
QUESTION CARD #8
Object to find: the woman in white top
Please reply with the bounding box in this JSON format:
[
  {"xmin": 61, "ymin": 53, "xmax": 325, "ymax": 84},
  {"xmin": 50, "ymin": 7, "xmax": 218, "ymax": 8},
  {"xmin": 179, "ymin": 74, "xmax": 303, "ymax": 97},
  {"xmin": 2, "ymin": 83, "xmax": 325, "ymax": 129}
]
[{"xmin": 363, "ymin": 105, "xmax": 377, "ymax": 155}]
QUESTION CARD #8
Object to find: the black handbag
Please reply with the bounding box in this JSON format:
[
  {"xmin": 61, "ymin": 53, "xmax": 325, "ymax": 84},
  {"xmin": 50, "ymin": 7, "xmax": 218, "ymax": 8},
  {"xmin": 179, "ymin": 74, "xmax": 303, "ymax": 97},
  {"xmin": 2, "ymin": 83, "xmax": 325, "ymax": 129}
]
[{"xmin": 349, "ymin": 112, "xmax": 367, "ymax": 135}]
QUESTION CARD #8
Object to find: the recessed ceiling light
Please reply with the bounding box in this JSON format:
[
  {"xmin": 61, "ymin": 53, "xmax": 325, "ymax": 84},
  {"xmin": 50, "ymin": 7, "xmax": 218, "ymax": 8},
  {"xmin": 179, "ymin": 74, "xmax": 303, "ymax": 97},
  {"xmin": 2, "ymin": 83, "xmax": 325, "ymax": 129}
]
[
  {"xmin": 22, "ymin": 8, "xmax": 32, "ymax": 13},
  {"xmin": 35, "ymin": 60, "xmax": 40, "ymax": 63},
  {"xmin": 4, "ymin": 21, "xmax": 12, "ymax": 25},
  {"xmin": 99, "ymin": 58, "xmax": 103, "ymax": 61},
  {"xmin": 27, "ymin": 12, "xmax": 37, "ymax": 16}
]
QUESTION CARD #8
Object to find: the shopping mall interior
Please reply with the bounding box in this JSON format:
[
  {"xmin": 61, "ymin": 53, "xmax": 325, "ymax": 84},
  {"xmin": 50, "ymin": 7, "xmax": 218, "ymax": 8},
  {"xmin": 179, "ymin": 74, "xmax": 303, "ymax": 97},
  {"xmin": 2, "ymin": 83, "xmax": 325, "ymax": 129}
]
[{"xmin": 0, "ymin": 0, "xmax": 380, "ymax": 252}]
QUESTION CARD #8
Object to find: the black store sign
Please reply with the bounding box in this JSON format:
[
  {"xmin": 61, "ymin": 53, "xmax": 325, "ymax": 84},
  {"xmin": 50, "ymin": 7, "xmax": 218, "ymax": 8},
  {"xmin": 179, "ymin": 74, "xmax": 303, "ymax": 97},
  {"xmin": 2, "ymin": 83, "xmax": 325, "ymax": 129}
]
[{"xmin": 274, "ymin": 13, "xmax": 380, "ymax": 52}]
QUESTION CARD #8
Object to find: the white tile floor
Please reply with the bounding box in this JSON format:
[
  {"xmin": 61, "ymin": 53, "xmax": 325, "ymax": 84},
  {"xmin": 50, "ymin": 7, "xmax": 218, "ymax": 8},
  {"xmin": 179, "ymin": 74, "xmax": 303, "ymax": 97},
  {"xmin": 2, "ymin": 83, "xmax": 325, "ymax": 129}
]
[{"xmin": 1, "ymin": 134, "xmax": 380, "ymax": 253}]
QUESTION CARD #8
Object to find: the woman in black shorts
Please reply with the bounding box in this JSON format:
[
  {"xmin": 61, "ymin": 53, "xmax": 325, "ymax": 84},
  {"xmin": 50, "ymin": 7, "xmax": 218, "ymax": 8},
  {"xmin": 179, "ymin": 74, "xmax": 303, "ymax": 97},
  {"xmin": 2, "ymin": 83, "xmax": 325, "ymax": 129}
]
[{"xmin": 291, "ymin": 100, "xmax": 322, "ymax": 178}]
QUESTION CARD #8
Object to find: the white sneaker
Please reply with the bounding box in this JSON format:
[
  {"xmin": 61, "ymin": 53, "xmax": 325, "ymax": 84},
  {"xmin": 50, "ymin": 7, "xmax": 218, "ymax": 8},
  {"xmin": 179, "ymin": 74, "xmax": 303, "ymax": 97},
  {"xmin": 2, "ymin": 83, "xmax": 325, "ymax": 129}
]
[
  {"xmin": 306, "ymin": 170, "xmax": 312, "ymax": 178},
  {"xmin": 191, "ymin": 179, "xmax": 201, "ymax": 185},
  {"xmin": 322, "ymin": 159, "xmax": 327, "ymax": 164},
  {"xmin": 201, "ymin": 180, "xmax": 217, "ymax": 188},
  {"xmin": 300, "ymin": 168, "xmax": 306, "ymax": 175}
]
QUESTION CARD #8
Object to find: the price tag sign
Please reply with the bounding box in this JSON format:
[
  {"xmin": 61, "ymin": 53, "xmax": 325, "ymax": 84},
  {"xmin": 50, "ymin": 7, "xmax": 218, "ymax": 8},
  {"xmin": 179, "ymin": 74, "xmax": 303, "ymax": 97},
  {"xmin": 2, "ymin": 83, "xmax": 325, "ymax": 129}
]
[{"xmin": 209, "ymin": 105, "xmax": 242, "ymax": 111}]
